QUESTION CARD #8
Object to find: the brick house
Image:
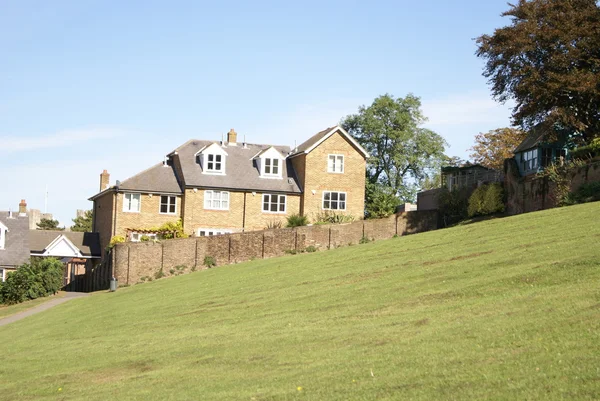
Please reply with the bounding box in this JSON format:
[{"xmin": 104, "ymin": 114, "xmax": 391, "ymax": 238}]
[{"xmin": 89, "ymin": 126, "xmax": 368, "ymax": 252}]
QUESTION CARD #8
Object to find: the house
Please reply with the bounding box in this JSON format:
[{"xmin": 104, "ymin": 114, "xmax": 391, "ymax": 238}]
[
  {"xmin": 513, "ymin": 123, "xmax": 569, "ymax": 176},
  {"xmin": 90, "ymin": 126, "xmax": 369, "ymax": 253},
  {"xmin": 0, "ymin": 200, "xmax": 30, "ymax": 281},
  {"xmin": 29, "ymin": 230, "xmax": 101, "ymax": 287}
]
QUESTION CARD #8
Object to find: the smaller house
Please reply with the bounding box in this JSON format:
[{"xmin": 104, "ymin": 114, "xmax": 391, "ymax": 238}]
[
  {"xmin": 513, "ymin": 124, "xmax": 569, "ymax": 176},
  {"xmin": 0, "ymin": 202, "xmax": 30, "ymax": 281},
  {"xmin": 441, "ymin": 164, "xmax": 503, "ymax": 192},
  {"xmin": 29, "ymin": 231, "xmax": 101, "ymax": 287}
]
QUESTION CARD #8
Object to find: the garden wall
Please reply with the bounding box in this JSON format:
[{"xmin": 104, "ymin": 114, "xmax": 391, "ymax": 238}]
[{"xmin": 110, "ymin": 210, "xmax": 438, "ymax": 286}]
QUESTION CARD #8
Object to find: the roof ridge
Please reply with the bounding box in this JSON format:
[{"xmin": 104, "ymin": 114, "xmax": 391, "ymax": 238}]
[{"xmin": 119, "ymin": 161, "xmax": 170, "ymax": 187}]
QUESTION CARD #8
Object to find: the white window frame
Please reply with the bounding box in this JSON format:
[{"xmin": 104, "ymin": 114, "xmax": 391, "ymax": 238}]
[
  {"xmin": 322, "ymin": 191, "xmax": 347, "ymax": 210},
  {"xmin": 0, "ymin": 268, "xmax": 5, "ymax": 282},
  {"xmin": 328, "ymin": 154, "xmax": 344, "ymax": 173},
  {"xmin": 0, "ymin": 226, "xmax": 5, "ymax": 250},
  {"xmin": 204, "ymin": 190, "xmax": 230, "ymax": 210},
  {"xmin": 197, "ymin": 228, "xmax": 232, "ymax": 237},
  {"xmin": 123, "ymin": 193, "xmax": 141, "ymax": 213},
  {"xmin": 130, "ymin": 232, "xmax": 158, "ymax": 242},
  {"xmin": 262, "ymin": 157, "xmax": 281, "ymax": 177},
  {"xmin": 262, "ymin": 194, "xmax": 287, "ymax": 214},
  {"xmin": 159, "ymin": 195, "xmax": 177, "ymax": 214},
  {"xmin": 205, "ymin": 153, "xmax": 225, "ymax": 174}
]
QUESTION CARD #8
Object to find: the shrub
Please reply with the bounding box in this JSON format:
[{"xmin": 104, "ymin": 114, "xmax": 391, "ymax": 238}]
[
  {"xmin": 437, "ymin": 188, "xmax": 469, "ymax": 226},
  {"xmin": 203, "ymin": 256, "xmax": 216, "ymax": 268},
  {"xmin": 265, "ymin": 220, "xmax": 283, "ymax": 230},
  {"xmin": 107, "ymin": 235, "xmax": 125, "ymax": 250},
  {"xmin": 305, "ymin": 245, "xmax": 317, "ymax": 253},
  {"xmin": 286, "ymin": 214, "xmax": 309, "ymax": 228},
  {"xmin": 0, "ymin": 258, "xmax": 63, "ymax": 305},
  {"xmin": 313, "ymin": 211, "xmax": 355, "ymax": 224},
  {"xmin": 570, "ymin": 138, "xmax": 600, "ymax": 160},
  {"xmin": 359, "ymin": 236, "xmax": 371, "ymax": 244},
  {"xmin": 284, "ymin": 249, "xmax": 298, "ymax": 255},
  {"xmin": 468, "ymin": 183, "xmax": 505, "ymax": 217},
  {"xmin": 154, "ymin": 269, "xmax": 165, "ymax": 280},
  {"xmin": 564, "ymin": 181, "xmax": 600, "ymax": 205},
  {"xmin": 140, "ymin": 235, "xmax": 150, "ymax": 242}
]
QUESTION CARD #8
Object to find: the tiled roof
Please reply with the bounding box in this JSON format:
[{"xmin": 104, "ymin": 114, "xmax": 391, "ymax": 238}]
[
  {"xmin": 174, "ymin": 141, "xmax": 302, "ymax": 193},
  {"xmin": 0, "ymin": 212, "xmax": 30, "ymax": 268},
  {"xmin": 292, "ymin": 126, "xmax": 337, "ymax": 155},
  {"xmin": 118, "ymin": 163, "xmax": 182, "ymax": 194},
  {"xmin": 29, "ymin": 230, "xmax": 101, "ymax": 257}
]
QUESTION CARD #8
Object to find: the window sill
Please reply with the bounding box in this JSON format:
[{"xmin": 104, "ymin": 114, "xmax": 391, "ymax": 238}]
[{"xmin": 122, "ymin": 210, "xmax": 141, "ymax": 213}]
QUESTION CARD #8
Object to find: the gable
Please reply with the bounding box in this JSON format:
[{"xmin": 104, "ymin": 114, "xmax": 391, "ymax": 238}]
[
  {"xmin": 42, "ymin": 235, "xmax": 83, "ymax": 258},
  {"xmin": 291, "ymin": 126, "xmax": 369, "ymax": 159}
]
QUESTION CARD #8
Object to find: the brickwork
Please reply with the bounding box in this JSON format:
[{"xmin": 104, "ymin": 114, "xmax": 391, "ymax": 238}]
[
  {"xmin": 111, "ymin": 210, "xmax": 439, "ymax": 286},
  {"xmin": 296, "ymin": 131, "xmax": 366, "ymax": 222},
  {"xmin": 114, "ymin": 192, "xmax": 184, "ymax": 238}
]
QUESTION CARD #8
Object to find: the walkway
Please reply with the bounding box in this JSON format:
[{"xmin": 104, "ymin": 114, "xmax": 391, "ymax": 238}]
[{"xmin": 0, "ymin": 292, "xmax": 89, "ymax": 327}]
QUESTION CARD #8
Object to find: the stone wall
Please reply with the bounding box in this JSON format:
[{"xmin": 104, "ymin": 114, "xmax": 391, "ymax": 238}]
[{"xmin": 110, "ymin": 210, "xmax": 438, "ymax": 286}]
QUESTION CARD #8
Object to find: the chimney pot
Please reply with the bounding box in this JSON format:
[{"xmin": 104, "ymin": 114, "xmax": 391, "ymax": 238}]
[
  {"xmin": 100, "ymin": 170, "xmax": 110, "ymax": 191},
  {"xmin": 228, "ymin": 128, "xmax": 238, "ymax": 146}
]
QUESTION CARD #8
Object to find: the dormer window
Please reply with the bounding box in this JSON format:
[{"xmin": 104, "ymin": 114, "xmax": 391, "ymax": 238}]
[
  {"xmin": 264, "ymin": 158, "xmax": 279, "ymax": 176},
  {"xmin": 197, "ymin": 143, "xmax": 228, "ymax": 175},
  {"xmin": 206, "ymin": 154, "xmax": 223, "ymax": 173},
  {"xmin": 255, "ymin": 146, "xmax": 284, "ymax": 179}
]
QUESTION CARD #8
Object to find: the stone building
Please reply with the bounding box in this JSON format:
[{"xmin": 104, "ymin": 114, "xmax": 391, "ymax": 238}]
[{"xmin": 89, "ymin": 126, "xmax": 369, "ymax": 253}]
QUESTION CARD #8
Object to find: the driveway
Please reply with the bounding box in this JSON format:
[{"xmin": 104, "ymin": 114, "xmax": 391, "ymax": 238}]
[{"xmin": 0, "ymin": 292, "xmax": 89, "ymax": 327}]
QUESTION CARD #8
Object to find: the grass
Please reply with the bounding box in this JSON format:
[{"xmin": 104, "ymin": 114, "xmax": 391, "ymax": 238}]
[
  {"xmin": 1, "ymin": 202, "xmax": 599, "ymax": 400},
  {"xmin": 0, "ymin": 291, "xmax": 66, "ymax": 319}
]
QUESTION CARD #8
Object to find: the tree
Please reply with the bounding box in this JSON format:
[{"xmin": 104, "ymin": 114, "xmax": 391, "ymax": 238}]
[
  {"xmin": 70, "ymin": 210, "xmax": 93, "ymax": 232},
  {"xmin": 341, "ymin": 94, "xmax": 447, "ymax": 217},
  {"xmin": 36, "ymin": 218, "xmax": 64, "ymax": 231},
  {"xmin": 476, "ymin": 0, "xmax": 600, "ymax": 143},
  {"xmin": 469, "ymin": 128, "xmax": 528, "ymax": 170}
]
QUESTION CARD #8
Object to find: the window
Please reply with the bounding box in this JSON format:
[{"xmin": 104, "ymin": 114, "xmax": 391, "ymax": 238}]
[
  {"xmin": 0, "ymin": 227, "xmax": 5, "ymax": 250},
  {"xmin": 0, "ymin": 268, "xmax": 5, "ymax": 282},
  {"xmin": 206, "ymin": 154, "xmax": 223, "ymax": 173},
  {"xmin": 263, "ymin": 158, "xmax": 280, "ymax": 176},
  {"xmin": 323, "ymin": 191, "xmax": 346, "ymax": 210},
  {"xmin": 130, "ymin": 232, "xmax": 158, "ymax": 242},
  {"xmin": 123, "ymin": 193, "xmax": 141, "ymax": 212},
  {"xmin": 262, "ymin": 194, "xmax": 286, "ymax": 213},
  {"xmin": 328, "ymin": 154, "xmax": 344, "ymax": 173},
  {"xmin": 522, "ymin": 150, "xmax": 538, "ymax": 171},
  {"xmin": 197, "ymin": 228, "xmax": 232, "ymax": 237},
  {"xmin": 160, "ymin": 196, "xmax": 177, "ymax": 214},
  {"xmin": 204, "ymin": 190, "xmax": 230, "ymax": 210}
]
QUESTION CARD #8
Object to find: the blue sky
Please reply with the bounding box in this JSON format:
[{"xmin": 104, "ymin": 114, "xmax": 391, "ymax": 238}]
[{"xmin": 0, "ymin": 0, "xmax": 515, "ymax": 225}]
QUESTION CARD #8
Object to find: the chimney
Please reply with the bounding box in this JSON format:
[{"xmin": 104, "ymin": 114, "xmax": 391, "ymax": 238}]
[
  {"xmin": 100, "ymin": 170, "xmax": 110, "ymax": 191},
  {"xmin": 227, "ymin": 128, "xmax": 238, "ymax": 146},
  {"xmin": 18, "ymin": 199, "xmax": 27, "ymax": 216}
]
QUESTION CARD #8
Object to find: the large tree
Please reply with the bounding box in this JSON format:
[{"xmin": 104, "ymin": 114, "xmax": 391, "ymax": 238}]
[
  {"xmin": 70, "ymin": 210, "xmax": 93, "ymax": 232},
  {"xmin": 469, "ymin": 128, "xmax": 528, "ymax": 170},
  {"xmin": 476, "ymin": 0, "xmax": 600, "ymax": 142},
  {"xmin": 341, "ymin": 94, "xmax": 447, "ymax": 217},
  {"xmin": 36, "ymin": 218, "xmax": 64, "ymax": 231}
]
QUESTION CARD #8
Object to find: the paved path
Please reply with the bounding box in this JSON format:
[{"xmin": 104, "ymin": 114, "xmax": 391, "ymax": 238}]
[{"xmin": 0, "ymin": 292, "xmax": 90, "ymax": 327}]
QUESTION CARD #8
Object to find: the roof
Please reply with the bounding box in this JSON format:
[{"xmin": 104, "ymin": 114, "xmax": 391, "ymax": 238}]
[
  {"xmin": 441, "ymin": 164, "xmax": 495, "ymax": 173},
  {"xmin": 289, "ymin": 126, "xmax": 370, "ymax": 158},
  {"xmin": 514, "ymin": 121, "xmax": 570, "ymax": 153},
  {"xmin": 29, "ymin": 231, "xmax": 101, "ymax": 257},
  {"xmin": 174, "ymin": 141, "xmax": 302, "ymax": 193},
  {"xmin": 514, "ymin": 127, "xmax": 547, "ymax": 153},
  {"xmin": 0, "ymin": 212, "xmax": 30, "ymax": 268}
]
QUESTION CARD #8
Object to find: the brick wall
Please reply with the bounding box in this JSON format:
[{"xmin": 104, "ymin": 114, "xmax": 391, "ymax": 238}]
[
  {"xmin": 110, "ymin": 210, "xmax": 438, "ymax": 286},
  {"xmin": 93, "ymin": 192, "xmax": 115, "ymax": 253}
]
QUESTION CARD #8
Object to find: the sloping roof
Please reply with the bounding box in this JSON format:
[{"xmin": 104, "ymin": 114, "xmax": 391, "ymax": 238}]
[
  {"xmin": 174, "ymin": 141, "xmax": 302, "ymax": 193},
  {"xmin": 118, "ymin": 163, "xmax": 182, "ymax": 194},
  {"xmin": 0, "ymin": 212, "xmax": 30, "ymax": 268},
  {"xmin": 514, "ymin": 128, "xmax": 547, "ymax": 153},
  {"xmin": 29, "ymin": 231, "xmax": 101, "ymax": 258},
  {"xmin": 289, "ymin": 126, "xmax": 370, "ymax": 158}
]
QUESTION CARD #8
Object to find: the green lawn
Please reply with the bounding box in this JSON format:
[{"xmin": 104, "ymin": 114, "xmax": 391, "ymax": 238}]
[
  {"xmin": 1, "ymin": 203, "xmax": 599, "ymax": 400},
  {"xmin": 0, "ymin": 291, "xmax": 66, "ymax": 319}
]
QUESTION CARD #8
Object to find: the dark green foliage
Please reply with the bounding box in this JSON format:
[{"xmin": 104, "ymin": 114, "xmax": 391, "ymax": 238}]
[
  {"xmin": 570, "ymin": 138, "xmax": 600, "ymax": 160},
  {"xmin": 285, "ymin": 214, "xmax": 308, "ymax": 228},
  {"xmin": 203, "ymin": 256, "xmax": 216, "ymax": 268},
  {"xmin": 305, "ymin": 246, "xmax": 317, "ymax": 253},
  {"xmin": 564, "ymin": 182, "xmax": 600, "ymax": 205},
  {"xmin": 154, "ymin": 269, "xmax": 165, "ymax": 280},
  {"xmin": 36, "ymin": 218, "xmax": 64, "ymax": 231},
  {"xmin": 140, "ymin": 235, "xmax": 151, "ymax": 242},
  {"xmin": 70, "ymin": 210, "xmax": 93, "ymax": 232},
  {"xmin": 0, "ymin": 258, "xmax": 64, "ymax": 305},
  {"xmin": 359, "ymin": 236, "xmax": 371, "ymax": 244},
  {"xmin": 468, "ymin": 183, "xmax": 505, "ymax": 218},
  {"xmin": 437, "ymin": 188, "xmax": 469, "ymax": 227},
  {"xmin": 365, "ymin": 182, "xmax": 401, "ymax": 219},
  {"xmin": 313, "ymin": 211, "xmax": 355, "ymax": 224}
]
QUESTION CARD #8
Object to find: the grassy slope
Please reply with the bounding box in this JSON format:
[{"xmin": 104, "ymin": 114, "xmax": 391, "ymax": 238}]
[
  {"xmin": 1, "ymin": 203, "xmax": 599, "ymax": 401},
  {"xmin": 0, "ymin": 292, "xmax": 66, "ymax": 319}
]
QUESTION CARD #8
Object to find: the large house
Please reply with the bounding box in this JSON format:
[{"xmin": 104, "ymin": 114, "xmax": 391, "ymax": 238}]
[{"xmin": 90, "ymin": 126, "xmax": 369, "ymax": 252}]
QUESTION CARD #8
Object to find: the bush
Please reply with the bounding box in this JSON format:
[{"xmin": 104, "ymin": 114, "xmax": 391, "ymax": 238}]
[
  {"xmin": 468, "ymin": 183, "xmax": 505, "ymax": 218},
  {"xmin": 286, "ymin": 214, "xmax": 308, "ymax": 228},
  {"xmin": 437, "ymin": 188, "xmax": 469, "ymax": 226},
  {"xmin": 313, "ymin": 211, "xmax": 355, "ymax": 224},
  {"xmin": 154, "ymin": 269, "xmax": 165, "ymax": 280},
  {"xmin": 140, "ymin": 235, "xmax": 150, "ymax": 242},
  {"xmin": 107, "ymin": 235, "xmax": 125, "ymax": 250},
  {"xmin": 203, "ymin": 256, "xmax": 216, "ymax": 268},
  {"xmin": 265, "ymin": 220, "xmax": 283, "ymax": 230},
  {"xmin": 564, "ymin": 181, "xmax": 600, "ymax": 205},
  {"xmin": 0, "ymin": 258, "xmax": 64, "ymax": 305},
  {"xmin": 305, "ymin": 245, "xmax": 317, "ymax": 253},
  {"xmin": 570, "ymin": 138, "xmax": 600, "ymax": 160}
]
